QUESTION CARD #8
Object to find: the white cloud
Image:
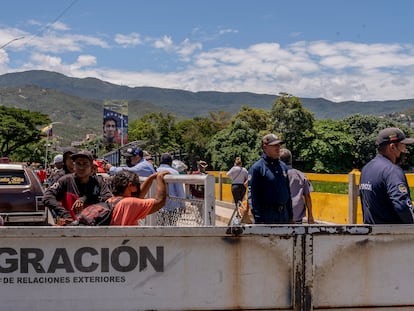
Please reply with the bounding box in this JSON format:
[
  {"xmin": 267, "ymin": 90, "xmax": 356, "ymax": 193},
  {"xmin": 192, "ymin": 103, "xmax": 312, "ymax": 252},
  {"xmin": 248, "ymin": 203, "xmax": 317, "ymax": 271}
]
[
  {"xmin": 4, "ymin": 21, "xmax": 414, "ymax": 102},
  {"xmin": 218, "ymin": 28, "xmax": 239, "ymax": 35},
  {"xmin": 48, "ymin": 21, "xmax": 70, "ymax": 31},
  {"xmin": 28, "ymin": 53, "xmax": 63, "ymax": 68},
  {"xmin": 114, "ymin": 32, "xmax": 142, "ymax": 47},
  {"xmin": 153, "ymin": 35, "xmax": 174, "ymax": 50},
  {"xmin": 71, "ymin": 55, "xmax": 97, "ymax": 70},
  {"xmin": 176, "ymin": 39, "xmax": 202, "ymax": 59}
]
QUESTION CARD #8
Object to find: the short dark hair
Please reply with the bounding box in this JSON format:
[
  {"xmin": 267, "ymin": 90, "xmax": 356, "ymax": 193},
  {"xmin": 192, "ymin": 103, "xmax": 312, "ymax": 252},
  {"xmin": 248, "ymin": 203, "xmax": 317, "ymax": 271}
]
[
  {"xmin": 160, "ymin": 153, "xmax": 173, "ymax": 165},
  {"xmin": 279, "ymin": 148, "xmax": 292, "ymax": 165},
  {"xmin": 103, "ymin": 116, "xmax": 118, "ymax": 127},
  {"xmin": 112, "ymin": 170, "xmax": 140, "ymax": 196}
]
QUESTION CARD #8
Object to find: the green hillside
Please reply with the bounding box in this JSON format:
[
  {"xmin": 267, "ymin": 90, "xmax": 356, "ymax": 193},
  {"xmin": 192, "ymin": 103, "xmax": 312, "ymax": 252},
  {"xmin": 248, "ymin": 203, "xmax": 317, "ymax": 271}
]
[{"xmin": 1, "ymin": 70, "xmax": 414, "ymax": 144}]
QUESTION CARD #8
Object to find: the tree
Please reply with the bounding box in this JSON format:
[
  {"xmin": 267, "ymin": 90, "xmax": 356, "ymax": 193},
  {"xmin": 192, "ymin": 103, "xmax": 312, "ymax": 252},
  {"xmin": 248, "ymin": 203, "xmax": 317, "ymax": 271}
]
[
  {"xmin": 232, "ymin": 105, "xmax": 270, "ymax": 133},
  {"xmin": 0, "ymin": 106, "xmax": 50, "ymax": 160},
  {"xmin": 342, "ymin": 114, "xmax": 401, "ymax": 169},
  {"xmin": 208, "ymin": 111, "xmax": 232, "ymax": 131},
  {"xmin": 269, "ymin": 95, "xmax": 314, "ymax": 157},
  {"xmin": 207, "ymin": 119, "xmax": 260, "ymax": 171},
  {"xmin": 301, "ymin": 119, "xmax": 355, "ymax": 173},
  {"xmin": 175, "ymin": 117, "xmax": 219, "ymax": 170},
  {"xmin": 128, "ymin": 112, "xmax": 180, "ymax": 153}
]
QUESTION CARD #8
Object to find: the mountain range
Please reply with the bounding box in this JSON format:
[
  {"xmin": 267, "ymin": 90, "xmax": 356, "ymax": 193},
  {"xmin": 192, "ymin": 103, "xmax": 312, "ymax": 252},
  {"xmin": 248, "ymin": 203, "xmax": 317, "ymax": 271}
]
[{"xmin": 0, "ymin": 70, "xmax": 413, "ymax": 144}]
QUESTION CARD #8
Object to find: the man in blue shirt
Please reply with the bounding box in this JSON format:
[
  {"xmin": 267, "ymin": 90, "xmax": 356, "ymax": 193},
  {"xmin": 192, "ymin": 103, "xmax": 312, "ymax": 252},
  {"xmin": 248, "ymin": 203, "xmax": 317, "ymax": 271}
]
[
  {"xmin": 248, "ymin": 133, "xmax": 293, "ymax": 224},
  {"xmin": 360, "ymin": 127, "xmax": 414, "ymax": 224},
  {"xmin": 156, "ymin": 153, "xmax": 186, "ymax": 225},
  {"xmin": 106, "ymin": 147, "xmax": 156, "ymax": 177}
]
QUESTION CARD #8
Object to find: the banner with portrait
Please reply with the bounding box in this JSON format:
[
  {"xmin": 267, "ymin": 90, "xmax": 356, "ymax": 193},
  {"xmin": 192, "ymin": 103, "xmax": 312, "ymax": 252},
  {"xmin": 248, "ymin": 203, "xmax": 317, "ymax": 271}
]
[{"xmin": 103, "ymin": 101, "xmax": 128, "ymax": 145}]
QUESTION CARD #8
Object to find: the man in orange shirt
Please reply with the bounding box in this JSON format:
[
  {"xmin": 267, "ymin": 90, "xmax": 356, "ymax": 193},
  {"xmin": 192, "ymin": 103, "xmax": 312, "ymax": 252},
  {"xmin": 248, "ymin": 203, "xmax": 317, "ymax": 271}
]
[{"xmin": 108, "ymin": 170, "xmax": 169, "ymax": 225}]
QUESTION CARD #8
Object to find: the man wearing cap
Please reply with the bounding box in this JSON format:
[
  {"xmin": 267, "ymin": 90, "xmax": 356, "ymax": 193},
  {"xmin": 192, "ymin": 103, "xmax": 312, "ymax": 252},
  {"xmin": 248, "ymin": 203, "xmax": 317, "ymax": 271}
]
[
  {"xmin": 43, "ymin": 150, "xmax": 113, "ymax": 223},
  {"xmin": 105, "ymin": 147, "xmax": 156, "ymax": 177},
  {"xmin": 47, "ymin": 154, "xmax": 63, "ymax": 185},
  {"xmin": 53, "ymin": 154, "xmax": 64, "ymax": 170},
  {"xmin": 359, "ymin": 127, "xmax": 414, "ymax": 224},
  {"xmin": 48, "ymin": 147, "xmax": 78, "ymax": 185},
  {"xmin": 248, "ymin": 133, "xmax": 293, "ymax": 224},
  {"xmin": 155, "ymin": 153, "xmax": 186, "ymax": 225},
  {"xmin": 189, "ymin": 160, "xmax": 208, "ymax": 198}
]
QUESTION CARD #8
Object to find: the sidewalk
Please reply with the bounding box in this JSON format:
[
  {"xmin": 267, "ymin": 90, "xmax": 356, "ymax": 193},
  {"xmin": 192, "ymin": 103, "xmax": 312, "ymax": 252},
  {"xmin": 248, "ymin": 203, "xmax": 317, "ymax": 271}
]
[
  {"xmin": 215, "ymin": 200, "xmax": 330, "ymax": 225},
  {"xmin": 215, "ymin": 200, "xmax": 235, "ymax": 226}
]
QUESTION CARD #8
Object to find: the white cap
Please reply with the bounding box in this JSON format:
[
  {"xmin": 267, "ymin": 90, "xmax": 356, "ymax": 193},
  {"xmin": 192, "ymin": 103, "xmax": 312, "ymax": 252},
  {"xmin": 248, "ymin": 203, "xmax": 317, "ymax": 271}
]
[{"xmin": 53, "ymin": 154, "xmax": 63, "ymax": 164}]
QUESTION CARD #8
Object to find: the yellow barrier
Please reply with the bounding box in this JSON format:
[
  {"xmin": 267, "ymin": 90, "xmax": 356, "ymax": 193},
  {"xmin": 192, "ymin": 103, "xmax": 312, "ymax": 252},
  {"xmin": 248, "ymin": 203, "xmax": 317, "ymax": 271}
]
[{"xmin": 212, "ymin": 171, "xmax": 414, "ymax": 225}]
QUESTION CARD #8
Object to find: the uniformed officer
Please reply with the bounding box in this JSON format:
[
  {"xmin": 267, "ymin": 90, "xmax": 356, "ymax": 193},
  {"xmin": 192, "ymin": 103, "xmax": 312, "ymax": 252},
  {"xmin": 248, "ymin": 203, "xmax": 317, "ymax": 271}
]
[
  {"xmin": 359, "ymin": 127, "xmax": 414, "ymax": 224},
  {"xmin": 248, "ymin": 133, "xmax": 293, "ymax": 224}
]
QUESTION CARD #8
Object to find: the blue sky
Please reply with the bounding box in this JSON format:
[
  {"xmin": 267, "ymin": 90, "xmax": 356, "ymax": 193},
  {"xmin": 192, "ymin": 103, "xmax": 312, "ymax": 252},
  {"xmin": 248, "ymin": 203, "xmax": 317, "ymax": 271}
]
[{"xmin": 1, "ymin": 0, "xmax": 414, "ymax": 102}]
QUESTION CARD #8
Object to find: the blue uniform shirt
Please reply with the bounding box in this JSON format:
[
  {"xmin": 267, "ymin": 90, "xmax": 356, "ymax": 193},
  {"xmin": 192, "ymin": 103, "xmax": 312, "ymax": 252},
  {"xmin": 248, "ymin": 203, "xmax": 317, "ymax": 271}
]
[
  {"xmin": 359, "ymin": 154, "xmax": 414, "ymax": 224},
  {"xmin": 248, "ymin": 153, "xmax": 293, "ymax": 224},
  {"xmin": 109, "ymin": 158, "xmax": 156, "ymax": 177}
]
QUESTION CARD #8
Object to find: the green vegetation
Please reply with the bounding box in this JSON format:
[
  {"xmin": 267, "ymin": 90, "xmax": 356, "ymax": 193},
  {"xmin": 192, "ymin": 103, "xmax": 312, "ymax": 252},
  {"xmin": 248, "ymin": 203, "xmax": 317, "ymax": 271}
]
[
  {"xmin": 2, "ymin": 74, "xmax": 414, "ymax": 172},
  {"xmin": 311, "ymin": 182, "xmax": 414, "ymax": 197},
  {"xmin": 311, "ymin": 181, "xmax": 348, "ymax": 194},
  {"xmin": 0, "ymin": 106, "xmax": 50, "ymax": 161}
]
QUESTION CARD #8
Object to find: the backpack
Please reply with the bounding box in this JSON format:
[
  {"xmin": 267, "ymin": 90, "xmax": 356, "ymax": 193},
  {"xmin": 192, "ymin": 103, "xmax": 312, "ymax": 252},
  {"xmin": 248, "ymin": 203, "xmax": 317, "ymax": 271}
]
[{"xmin": 74, "ymin": 197, "xmax": 123, "ymax": 226}]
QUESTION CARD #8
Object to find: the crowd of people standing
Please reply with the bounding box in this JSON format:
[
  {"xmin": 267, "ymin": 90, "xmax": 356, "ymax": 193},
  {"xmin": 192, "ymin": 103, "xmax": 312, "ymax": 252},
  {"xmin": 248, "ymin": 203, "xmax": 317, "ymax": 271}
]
[{"xmin": 5, "ymin": 126, "xmax": 412, "ymax": 228}]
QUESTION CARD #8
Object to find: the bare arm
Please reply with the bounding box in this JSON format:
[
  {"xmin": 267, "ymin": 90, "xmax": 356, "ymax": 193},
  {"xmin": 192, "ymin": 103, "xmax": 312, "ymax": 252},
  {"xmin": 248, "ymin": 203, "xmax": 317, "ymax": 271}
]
[
  {"xmin": 149, "ymin": 171, "xmax": 169, "ymax": 214},
  {"xmin": 304, "ymin": 193, "xmax": 314, "ymax": 224},
  {"xmin": 139, "ymin": 173, "xmax": 157, "ymax": 198}
]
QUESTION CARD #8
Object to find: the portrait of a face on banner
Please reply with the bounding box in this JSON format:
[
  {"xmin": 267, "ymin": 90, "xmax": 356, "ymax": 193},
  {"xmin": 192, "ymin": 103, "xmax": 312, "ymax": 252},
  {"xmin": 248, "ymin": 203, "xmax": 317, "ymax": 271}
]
[{"xmin": 103, "ymin": 102, "xmax": 128, "ymax": 145}]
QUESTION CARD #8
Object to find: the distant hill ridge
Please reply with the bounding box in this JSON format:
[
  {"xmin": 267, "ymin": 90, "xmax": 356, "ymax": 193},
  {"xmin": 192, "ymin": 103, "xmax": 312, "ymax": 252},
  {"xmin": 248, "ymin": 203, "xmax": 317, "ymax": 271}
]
[
  {"xmin": 1, "ymin": 70, "xmax": 414, "ymax": 119},
  {"xmin": 1, "ymin": 70, "xmax": 414, "ymax": 145}
]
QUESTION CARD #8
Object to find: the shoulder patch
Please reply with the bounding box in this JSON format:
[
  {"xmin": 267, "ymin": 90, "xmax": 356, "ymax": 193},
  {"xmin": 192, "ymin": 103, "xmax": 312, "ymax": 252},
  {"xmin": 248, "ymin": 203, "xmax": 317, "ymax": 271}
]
[{"xmin": 398, "ymin": 184, "xmax": 408, "ymax": 193}]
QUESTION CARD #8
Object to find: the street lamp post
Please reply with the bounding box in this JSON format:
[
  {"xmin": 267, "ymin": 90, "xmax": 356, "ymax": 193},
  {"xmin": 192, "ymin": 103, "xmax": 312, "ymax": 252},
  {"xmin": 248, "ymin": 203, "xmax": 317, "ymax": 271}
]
[
  {"xmin": 44, "ymin": 143, "xmax": 51, "ymax": 169},
  {"xmin": 0, "ymin": 36, "xmax": 24, "ymax": 50},
  {"xmin": 44, "ymin": 122, "xmax": 62, "ymax": 168},
  {"xmin": 120, "ymin": 114, "xmax": 124, "ymax": 147}
]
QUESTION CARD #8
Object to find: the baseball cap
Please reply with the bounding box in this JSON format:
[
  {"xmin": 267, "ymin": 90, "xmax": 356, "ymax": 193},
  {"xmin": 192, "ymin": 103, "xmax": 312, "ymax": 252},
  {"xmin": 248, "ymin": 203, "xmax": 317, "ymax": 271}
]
[
  {"xmin": 53, "ymin": 154, "xmax": 63, "ymax": 164},
  {"xmin": 172, "ymin": 159, "xmax": 188, "ymax": 172},
  {"xmin": 63, "ymin": 147, "xmax": 77, "ymax": 156},
  {"xmin": 262, "ymin": 133, "xmax": 284, "ymax": 146},
  {"xmin": 71, "ymin": 150, "xmax": 93, "ymax": 162},
  {"xmin": 375, "ymin": 127, "xmax": 414, "ymax": 146},
  {"xmin": 143, "ymin": 150, "xmax": 154, "ymax": 161},
  {"xmin": 198, "ymin": 160, "xmax": 208, "ymax": 168},
  {"xmin": 122, "ymin": 147, "xmax": 143, "ymax": 157}
]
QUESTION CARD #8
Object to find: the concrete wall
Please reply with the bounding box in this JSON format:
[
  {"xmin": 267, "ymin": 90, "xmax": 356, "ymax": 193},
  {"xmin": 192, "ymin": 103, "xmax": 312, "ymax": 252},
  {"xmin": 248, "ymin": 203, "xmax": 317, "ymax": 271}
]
[{"xmin": 1, "ymin": 225, "xmax": 413, "ymax": 310}]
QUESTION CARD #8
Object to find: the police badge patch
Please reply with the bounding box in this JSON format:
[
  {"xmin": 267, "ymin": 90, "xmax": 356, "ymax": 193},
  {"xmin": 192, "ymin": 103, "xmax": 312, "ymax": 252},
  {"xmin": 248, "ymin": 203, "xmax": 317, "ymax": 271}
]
[{"xmin": 398, "ymin": 184, "xmax": 408, "ymax": 193}]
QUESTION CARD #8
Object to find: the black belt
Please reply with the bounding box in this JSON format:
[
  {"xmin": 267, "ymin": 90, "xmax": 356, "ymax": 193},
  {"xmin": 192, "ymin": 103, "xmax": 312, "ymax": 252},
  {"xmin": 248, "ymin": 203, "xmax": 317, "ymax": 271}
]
[{"xmin": 264, "ymin": 204, "xmax": 286, "ymax": 211}]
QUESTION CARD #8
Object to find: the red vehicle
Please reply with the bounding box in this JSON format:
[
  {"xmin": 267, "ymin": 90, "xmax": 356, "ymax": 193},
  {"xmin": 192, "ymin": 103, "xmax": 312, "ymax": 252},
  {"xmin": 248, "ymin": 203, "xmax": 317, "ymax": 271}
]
[{"xmin": 0, "ymin": 164, "xmax": 50, "ymax": 225}]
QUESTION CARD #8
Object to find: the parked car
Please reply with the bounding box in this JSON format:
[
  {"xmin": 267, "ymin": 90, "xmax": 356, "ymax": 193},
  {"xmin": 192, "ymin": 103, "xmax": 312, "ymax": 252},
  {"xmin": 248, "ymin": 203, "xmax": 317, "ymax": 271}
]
[{"xmin": 0, "ymin": 163, "xmax": 51, "ymax": 225}]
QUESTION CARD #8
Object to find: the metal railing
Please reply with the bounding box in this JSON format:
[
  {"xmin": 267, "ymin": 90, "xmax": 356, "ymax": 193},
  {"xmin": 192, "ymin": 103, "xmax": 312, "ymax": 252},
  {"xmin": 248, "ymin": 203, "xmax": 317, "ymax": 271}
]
[{"xmin": 141, "ymin": 174, "xmax": 216, "ymax": 226}]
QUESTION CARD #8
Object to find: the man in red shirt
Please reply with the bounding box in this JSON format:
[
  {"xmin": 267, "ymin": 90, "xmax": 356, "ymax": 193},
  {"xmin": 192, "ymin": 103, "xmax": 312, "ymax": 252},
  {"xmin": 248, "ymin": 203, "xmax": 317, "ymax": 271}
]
[
  {"xmin": 36, "ymin": 166, "xmax": 47, "ymax": 184},
  {"xmin": 43, "ymin": 150, "xmax": 112, "ymax": 222}
]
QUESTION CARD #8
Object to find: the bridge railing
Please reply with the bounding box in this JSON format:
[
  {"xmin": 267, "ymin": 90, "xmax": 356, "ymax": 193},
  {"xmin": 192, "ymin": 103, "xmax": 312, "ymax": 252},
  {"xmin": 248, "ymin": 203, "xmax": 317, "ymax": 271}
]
[{"xmin": 212, "ymin": 170, "xmax": 414, "ymax": 224}]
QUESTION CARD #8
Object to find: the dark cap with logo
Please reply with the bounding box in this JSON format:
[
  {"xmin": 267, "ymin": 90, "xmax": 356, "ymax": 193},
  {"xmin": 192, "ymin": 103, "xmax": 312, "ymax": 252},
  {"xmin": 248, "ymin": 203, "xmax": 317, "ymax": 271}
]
[
  {"xmin": 262, "ymin": 133, "xmax": 284, "ymax": 146},
  {"xmin": 376, "ymin": 127, "xmax": 414, "ymax": 146},
  {"xmin": 71, "ymin": 150, "xmax": 93, "ymax": 162},
  {"xmin": 122, "ymin": 147, "xmax": 143, "ymax": 157}
]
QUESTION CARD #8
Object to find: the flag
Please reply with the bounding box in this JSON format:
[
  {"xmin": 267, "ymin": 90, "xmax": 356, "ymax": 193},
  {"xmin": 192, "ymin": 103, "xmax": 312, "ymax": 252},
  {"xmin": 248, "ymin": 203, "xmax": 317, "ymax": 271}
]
[{"xmin": 41, "ymin": 124, "xmax": 53, "ymax": 137}]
